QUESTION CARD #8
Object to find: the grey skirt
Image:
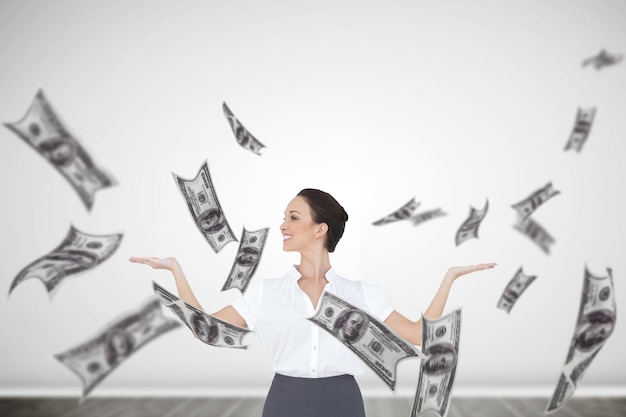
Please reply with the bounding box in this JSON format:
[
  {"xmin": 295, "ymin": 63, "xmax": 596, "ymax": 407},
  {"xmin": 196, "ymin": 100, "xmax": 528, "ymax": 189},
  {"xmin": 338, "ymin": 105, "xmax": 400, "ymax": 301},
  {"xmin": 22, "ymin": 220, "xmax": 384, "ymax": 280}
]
[{"xmin": 262, "ymin": 373, "xmax": 366, "ymax": 417}]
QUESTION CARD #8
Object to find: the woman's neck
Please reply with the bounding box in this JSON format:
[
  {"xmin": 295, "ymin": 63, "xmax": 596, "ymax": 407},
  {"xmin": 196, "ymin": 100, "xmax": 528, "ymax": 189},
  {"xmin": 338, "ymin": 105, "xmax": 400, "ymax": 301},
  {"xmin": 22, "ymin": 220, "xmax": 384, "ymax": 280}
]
[{"xmin": 297, "ymin": 249, "xmax": 331, "ymax": 283}]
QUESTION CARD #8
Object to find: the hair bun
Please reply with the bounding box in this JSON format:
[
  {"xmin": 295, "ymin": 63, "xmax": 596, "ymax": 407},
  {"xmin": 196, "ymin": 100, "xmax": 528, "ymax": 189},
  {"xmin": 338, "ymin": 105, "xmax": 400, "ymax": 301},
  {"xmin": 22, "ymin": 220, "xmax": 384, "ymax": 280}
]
[{"xmin": 341, "ymin": 207, "xmax": 349, "ymax": 222}]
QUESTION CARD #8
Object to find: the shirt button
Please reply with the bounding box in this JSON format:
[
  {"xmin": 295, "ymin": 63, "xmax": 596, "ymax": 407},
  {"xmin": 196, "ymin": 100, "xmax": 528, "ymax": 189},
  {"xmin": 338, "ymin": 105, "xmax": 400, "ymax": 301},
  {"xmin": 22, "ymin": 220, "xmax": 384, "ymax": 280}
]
[{"xmin": 313, "ymin": 346, "xmax": 317, "ymax": 350}]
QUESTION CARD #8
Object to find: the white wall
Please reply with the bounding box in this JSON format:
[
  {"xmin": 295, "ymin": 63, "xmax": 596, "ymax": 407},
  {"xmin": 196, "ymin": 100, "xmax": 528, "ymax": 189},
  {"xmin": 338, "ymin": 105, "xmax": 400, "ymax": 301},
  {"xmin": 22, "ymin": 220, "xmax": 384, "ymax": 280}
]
[{"xmin": 0, "ymin": 0, "xmax": 624, "ymax": 397}]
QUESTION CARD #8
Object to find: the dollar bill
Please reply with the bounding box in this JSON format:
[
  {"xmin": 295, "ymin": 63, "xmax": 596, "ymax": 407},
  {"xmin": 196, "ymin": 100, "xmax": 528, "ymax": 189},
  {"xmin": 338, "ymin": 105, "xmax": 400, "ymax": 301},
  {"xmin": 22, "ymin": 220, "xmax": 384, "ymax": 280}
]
[
  {"xmin": 410, "ymin": 309, "xmax": 461, "ymax": 417},
  {"xmin": 511, "ymin": 182, "xmax": 560, "ymax": 220},
  {"xmin": 153, "ymin": 281, "xmax": 251, "ymax": 348},
  {"xmin": 4, "ymin": 90, "xmax": 116, "ymax": 210},
  {"xmin": 513, "ymin": 215, "xmax": 555, "ymax": 254},
  {"xmin": 455, "ymin": 200, "xmax": 488, "ymax": 246},
  {"xmin": 581, "ymin": 49, "xmax": 623, "ymax": 70},
  {"xmin": 372, "ymin": 197, "xmax": 420, "ymax": 226},
  {"xmin": 410, "ymin": 208, "xmax": 447, "ymax": 227},
  {"xmin": 546, "ymin": 266, "xmax": 616, "ymax": 413},
  {"xmin": 308, "ymin": 291, "xmax": 424, "ymax": 391},
  {"xmin": 9, "ymin": 225, "xmax": 123, "ymax": 297},
  {"xmin": 54, "ymin": 297, "xmax": 180, "ymax": 398},
  {"xmin": 496, "ymin": 267, "xmax": 537, "ymax": 313},
  {"xmin": 172, "ymin": 160, "xmax": 237, "ymax": 253},
  {"xmin": 564, "ymin": 108, "xmax": 597, "ymax": 153},
  {"xmin": 222, "ymin": 227, "xmax": 269, "ymax": 293},
  {"xmin": 223, "ymin": 102, "xmax": 266, "ymax": 155}
]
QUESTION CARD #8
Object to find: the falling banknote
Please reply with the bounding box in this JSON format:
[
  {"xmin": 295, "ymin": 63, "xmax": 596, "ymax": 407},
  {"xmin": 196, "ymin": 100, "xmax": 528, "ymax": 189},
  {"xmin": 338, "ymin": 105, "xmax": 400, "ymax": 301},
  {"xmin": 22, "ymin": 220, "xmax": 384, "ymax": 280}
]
[
  {"xmin": 222, "ymin": 227, "xmax": 269, "ymax": 293},
  {"xmin": 223, "ymin": 102, "xmax": 266, "ymax": 155},
  {"xmin": 496, "ymin": 266, "xmax": 537, "ymax": 313},
  {"xmin": 308, "ymin": 292, "xmax": 424, "ymax": 390},
  {"xmin": 546, "ymin": 266, "xmax": 616, "ymax": 413},
  {"xmin": 411, "ymin": 208, "xmax": 447, "ymax": 228},
  {"xmin": 581, "ymin": 49, "xmax": 623, "ymax": 70},
  {"xmin": 513, "ymin": 215, "xmax": 555, "ymax": 254},
  {"xmin": 511, "ymin": 182, "xmax": 560, "ymax": 220},
  {"xmin": 9, "ymin": 225, "xmax": 123, "ymax": 297},
  {"xmin": 410, "ymin": 309, "xmax": 462, "ymax": 417},
  {"xmin": 455, "ymin": 200, "xmax": 488, "ymax": 246},
  {"xmin": 172, "ymin": 160, "xmax": 237, "ymax": 253},
  {"xmin": 54, "ymin": 297, "xmax": 180, "ymax": 399},
  {"xmin": 373, "ymin": 197, "xmax": 420, "ymax": 226},
  {"xmin": 4, "ymin": 90, "xmax": 116, "ymax": 210},
  {"xmin": 564, "ymin": 108, "xmax": 597, "ymax": 153},
  {"xmin": 153, "ymin": 281, "xmax": 251, "ymax": 348}
]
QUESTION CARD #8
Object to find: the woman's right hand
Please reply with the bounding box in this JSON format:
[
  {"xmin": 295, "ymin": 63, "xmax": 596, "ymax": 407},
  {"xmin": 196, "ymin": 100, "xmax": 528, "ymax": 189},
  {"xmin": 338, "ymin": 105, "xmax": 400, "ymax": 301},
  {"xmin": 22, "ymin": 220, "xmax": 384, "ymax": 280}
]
[{"xmin": 129, "ymin": 256, "xmax": 180, "ymax": 272}]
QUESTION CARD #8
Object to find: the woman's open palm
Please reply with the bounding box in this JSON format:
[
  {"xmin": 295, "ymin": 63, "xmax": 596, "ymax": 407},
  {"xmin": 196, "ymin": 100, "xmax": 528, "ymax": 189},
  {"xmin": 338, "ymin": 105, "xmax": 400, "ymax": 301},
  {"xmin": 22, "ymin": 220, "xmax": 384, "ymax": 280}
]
[
  {"xmin": 129, "ymin": 256, "xmax": 179, "ymax": 271},
  {"xmin": 444, "ymin": 263, "xmax": 497, "ymax": 282}
]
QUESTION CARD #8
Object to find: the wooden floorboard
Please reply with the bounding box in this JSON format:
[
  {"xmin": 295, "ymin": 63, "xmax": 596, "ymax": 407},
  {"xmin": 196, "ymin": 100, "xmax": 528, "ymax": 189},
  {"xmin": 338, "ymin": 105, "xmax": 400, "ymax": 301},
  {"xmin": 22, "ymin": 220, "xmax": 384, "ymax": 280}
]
[{"xmin": 0, "ymin": 396, "xmax": 624, "ymax": 416}]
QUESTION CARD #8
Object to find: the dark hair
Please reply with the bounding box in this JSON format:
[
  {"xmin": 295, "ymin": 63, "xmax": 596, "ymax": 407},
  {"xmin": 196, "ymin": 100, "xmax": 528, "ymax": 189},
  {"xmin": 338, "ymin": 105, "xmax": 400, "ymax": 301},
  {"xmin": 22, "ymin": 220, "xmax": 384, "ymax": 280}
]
[{"xmin": 297, "ymin": 188, "xmax": 348, "ymax": 252}]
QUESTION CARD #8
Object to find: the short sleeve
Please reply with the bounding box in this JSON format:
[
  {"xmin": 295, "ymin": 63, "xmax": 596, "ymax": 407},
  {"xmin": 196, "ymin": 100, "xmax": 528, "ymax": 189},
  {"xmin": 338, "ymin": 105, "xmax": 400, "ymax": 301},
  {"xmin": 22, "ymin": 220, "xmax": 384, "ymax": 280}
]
[
  {"xmin": 362, "ymin": 282, "xmax": 395, "ymax": 322},
  {"xmin": 230, "ymin": 277, "xmax": 264, "ymax": 331}
]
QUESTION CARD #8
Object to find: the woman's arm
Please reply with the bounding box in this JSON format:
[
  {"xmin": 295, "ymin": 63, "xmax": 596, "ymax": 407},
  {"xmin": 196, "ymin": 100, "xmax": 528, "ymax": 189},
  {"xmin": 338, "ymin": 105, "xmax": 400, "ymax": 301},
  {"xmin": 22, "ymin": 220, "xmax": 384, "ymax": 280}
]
[
  {"xmin": 129, "ymin": 256, "xmax": 248, "ymax": 328},
  {"xmin": 384, "ymin": 263, "xmax": 496, "ymax": 345}
]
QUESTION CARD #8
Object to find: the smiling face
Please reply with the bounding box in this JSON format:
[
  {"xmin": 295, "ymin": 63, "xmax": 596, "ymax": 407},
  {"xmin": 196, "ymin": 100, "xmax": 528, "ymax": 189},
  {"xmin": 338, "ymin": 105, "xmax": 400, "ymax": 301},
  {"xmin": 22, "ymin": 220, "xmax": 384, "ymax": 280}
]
[{"xmin": 280, "ymin": 196, "xmax": 325, "ymax": 253}]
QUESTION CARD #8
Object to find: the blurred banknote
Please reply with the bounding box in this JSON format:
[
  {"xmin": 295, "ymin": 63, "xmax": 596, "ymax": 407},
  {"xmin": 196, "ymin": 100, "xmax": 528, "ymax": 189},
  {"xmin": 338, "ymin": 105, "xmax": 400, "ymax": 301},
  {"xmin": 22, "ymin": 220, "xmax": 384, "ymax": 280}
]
[
  {"xmin": 373, "ymin": 197, "xmax": 420, "ymax": 226},
  {"xmin": 54, "ymin": 297, "xmax": 180, "ymax": 398},
  {"xmin": 223, "ymin": 102, "xmax": 266, "ymax": 155},
  {"xmin": 222, "ymin": 227, "xmax": 269, "ymax": 293},
  {"xmin": 511, "ymin": 182, "xmax": 560, "ymax": 220},
  {"xmin": 455, "ymin": 200, "xmax": 488, "ymax": 246},
  {"xmin": 564, "ymin": 108, "xmax": 597, "ymax": 153},
  {"xmin": 4, "ymin": 90, "xmax": 116, "ymax": 210},
  {"xmin": 513, "ymin": 215, "xmax": 555, "ymax": 254},
  {"xmin": 496, "ymin": 267, "xmax": 537, "ymax": 313},
  {"xmin": 581, "ymin": 49, "xmax": 623, "ymax": 70},
  {"xmin": 410, "ymin": 309, "xmax": 461, "ymax": 417},
  {"xmin": 172, "ymin": 160, "xmax": 237, "ymax": 253},
  {"xmin": 9, "ymin": 225, "xmax": 123, "ymax": 297},
  {"xmin": 308, "ymin": 292, "xmax": 424, "ymax": 391},
  {"xmin": 411, "ymin": 208, "xmax": 447, "ymax": 227},
  {"xmin": 547, "ymin": 266, "xmax": 616, "ymax": 413},
  {"xmin": 153, "ymin": 281, "xmax": 251, "ymax": 348}
]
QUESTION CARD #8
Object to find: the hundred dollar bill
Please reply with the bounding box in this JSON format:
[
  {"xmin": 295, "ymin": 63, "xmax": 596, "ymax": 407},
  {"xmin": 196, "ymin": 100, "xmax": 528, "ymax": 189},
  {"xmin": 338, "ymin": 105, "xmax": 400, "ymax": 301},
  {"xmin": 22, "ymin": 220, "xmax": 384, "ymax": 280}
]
[
  {"xmin": 546, "ymin": 266, "xmax": 616, "ymax": 413},
  {"xmin": 513, "ymin": 215, "xmax": 555, "ymax": 254},
  {"xmin": 581, "ymin": 49, "xmax": 623, "ymax": 70},
  {"xmin": 410, "ymin": 208, "xmax": 447, "ymax": 227},
  {"xmin": 455, "ymin": 200, "xmax": 488, "ymax": 246},
  {"xmin": 410, "ymin": 309, "xmax": 461, "ymax": 417},
  {"xmin": 511, "ymin": 182, "xmax": 560, "ymax": 220},
  {"xmin": 153, "ymin": 281, "xmax": 251, "ymax": 348},
  {"xmin": 564, "ymin": 108, "xmax": 597, "ymax": 153},
  {"xmin": 373, "ymin": 197, "xmax": 420, "ymax": 226},
  {"xmin": 54, "ymin": 296, "xmax": 180, "ymax": 399},
  {"xmin": 172, "ymin": 160, "xmax": 237, "ymax": 253},
  {"xmin": 4, "ymin": 90, "xmax": 116, "ymax": 210},
  {"xmin": 222, "ymin": 227, "xmax": 269, "ymax": 293},
  {"xmin": 308, "ymin": 292, "xmax": 424, "ymax": 390},
  {"xmin": 223, "ymin": 102, "xmax": 266, "ymax": 155},
  {"xmin": 9, "ymin": 225, "xmax": 123, "ymax": 297},
  {"xmin": 496, "ymin": 267, "xmax": 537, "ymax": 313}
]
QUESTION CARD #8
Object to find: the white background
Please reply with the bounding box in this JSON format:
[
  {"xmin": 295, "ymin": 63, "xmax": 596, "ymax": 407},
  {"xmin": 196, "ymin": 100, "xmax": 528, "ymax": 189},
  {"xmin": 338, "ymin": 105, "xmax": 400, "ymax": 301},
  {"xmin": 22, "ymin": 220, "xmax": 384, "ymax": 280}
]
[{"xmin": 0, "ymin": 0, "xmax": 624, "ymax": 397}]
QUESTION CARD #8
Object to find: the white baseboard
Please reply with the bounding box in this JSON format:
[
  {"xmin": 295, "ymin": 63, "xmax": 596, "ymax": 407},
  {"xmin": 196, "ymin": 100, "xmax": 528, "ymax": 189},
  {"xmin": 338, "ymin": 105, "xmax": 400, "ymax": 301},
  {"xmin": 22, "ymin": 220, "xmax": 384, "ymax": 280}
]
[{"xmin": 1, "ymin": 386, "xmax": 625, "ymax": 398}]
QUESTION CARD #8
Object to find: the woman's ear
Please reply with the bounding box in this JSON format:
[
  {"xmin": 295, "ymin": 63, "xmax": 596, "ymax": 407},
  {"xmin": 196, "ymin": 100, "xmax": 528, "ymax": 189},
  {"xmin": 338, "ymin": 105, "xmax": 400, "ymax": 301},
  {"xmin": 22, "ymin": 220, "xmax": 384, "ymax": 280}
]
[{"xmin": 316, "ymin": 223, "xmax": 328, "ymax": 236}]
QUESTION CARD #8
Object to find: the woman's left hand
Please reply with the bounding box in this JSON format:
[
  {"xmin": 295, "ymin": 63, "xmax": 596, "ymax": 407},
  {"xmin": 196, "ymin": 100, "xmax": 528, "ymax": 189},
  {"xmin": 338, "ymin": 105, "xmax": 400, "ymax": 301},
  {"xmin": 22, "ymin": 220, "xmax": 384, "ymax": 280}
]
[{"xmin": 443, "ymin": 263, "xmax": 497, "ymax": 283}]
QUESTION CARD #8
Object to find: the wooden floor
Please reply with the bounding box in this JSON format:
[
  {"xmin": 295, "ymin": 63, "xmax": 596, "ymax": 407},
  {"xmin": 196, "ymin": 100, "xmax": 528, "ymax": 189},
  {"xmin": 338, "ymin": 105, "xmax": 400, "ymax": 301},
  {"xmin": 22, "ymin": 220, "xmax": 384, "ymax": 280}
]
[{"xmin": 0, "ymin": 396, "xmax": 624, "ymax": 417}]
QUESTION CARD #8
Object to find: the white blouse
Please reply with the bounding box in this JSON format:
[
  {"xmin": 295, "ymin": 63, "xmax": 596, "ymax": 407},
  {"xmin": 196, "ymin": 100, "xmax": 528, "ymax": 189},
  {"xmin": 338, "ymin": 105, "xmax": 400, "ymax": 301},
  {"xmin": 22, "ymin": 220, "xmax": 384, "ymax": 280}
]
[{"xmin": 231, "ymin": 266, "xmax": 394, "ymax": 378}]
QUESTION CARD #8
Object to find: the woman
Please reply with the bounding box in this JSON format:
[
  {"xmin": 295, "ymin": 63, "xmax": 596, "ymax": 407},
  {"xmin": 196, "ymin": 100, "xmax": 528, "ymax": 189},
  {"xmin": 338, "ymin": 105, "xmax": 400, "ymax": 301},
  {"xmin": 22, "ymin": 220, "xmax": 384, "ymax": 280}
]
[{"xmin": 130, "ymin": 188, "xmax": 495, "ymax": 417}]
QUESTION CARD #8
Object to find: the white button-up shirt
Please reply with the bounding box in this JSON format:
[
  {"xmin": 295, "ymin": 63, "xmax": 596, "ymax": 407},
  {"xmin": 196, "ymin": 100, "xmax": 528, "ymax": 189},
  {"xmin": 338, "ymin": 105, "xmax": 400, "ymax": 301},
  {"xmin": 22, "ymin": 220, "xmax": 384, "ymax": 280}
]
[{"xmin": 232, "ymin": 266, "xmax": 394, "ymax": 378}]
